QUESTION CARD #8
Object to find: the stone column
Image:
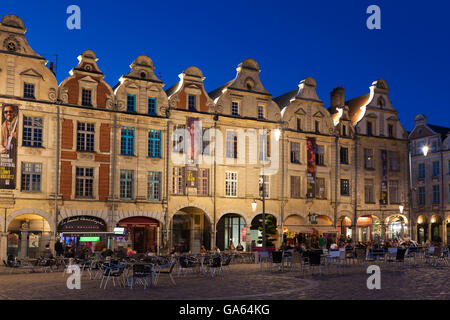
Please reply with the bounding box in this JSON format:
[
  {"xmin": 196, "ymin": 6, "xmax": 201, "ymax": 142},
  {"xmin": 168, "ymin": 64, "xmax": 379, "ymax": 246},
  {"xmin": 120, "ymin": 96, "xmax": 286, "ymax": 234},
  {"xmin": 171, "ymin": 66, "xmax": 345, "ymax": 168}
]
[
  {"xmin": 428, "ymin": 223, "xmax": 432, "ymax": 243},
  {"xmin": 443, "ymin": 220, "xmax": 447, "ymax": 245},
  {"xmin": 19, "ymin": 230, "xmax": 27, "ymax": 259},
  {"xmin": 0, "ymin": 232, "xmax": 8, "ymax": 262}
]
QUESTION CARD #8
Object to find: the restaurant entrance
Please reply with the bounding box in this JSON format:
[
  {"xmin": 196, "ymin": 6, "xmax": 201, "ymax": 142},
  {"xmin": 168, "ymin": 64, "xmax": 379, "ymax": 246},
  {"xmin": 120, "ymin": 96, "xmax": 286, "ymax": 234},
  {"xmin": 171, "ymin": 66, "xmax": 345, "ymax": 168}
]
[{"xmin": 116, "ymin": 217, "xmax": 159, "ymax": 254}]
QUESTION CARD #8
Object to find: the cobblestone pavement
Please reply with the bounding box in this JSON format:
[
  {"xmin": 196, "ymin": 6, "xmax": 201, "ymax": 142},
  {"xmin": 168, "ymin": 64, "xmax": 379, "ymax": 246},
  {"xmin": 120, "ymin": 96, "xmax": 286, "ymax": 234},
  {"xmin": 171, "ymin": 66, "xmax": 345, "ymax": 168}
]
[{"xmin": 0, "ymin": 262, "xmax": 448, "ymax": 300}]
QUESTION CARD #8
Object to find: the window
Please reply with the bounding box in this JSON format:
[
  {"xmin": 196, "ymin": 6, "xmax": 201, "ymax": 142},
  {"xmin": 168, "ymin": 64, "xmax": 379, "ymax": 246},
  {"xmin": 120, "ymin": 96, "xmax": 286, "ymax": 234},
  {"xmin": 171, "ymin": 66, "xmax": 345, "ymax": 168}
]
[
  {"xmin": 340, "ymin": 147, "xmax": 348, "ymax": 164},
  {"xmin": 417, "ymin": 141, "xmax": 425, "ymax": 156},
  {"xmin": 259, "ymin": 134, "xmax": 270, "ymax": 161},
  {"xmin": 418, "ymin": 163, "xmax": 425, "ymax": 179},
  {"xmin": 388, "ymin": 124, "xmax": 394, "ymax": 138},
  {"xmin": 259, "ymin": 175, "xmax": 270, "ymax": 198},
  {"xmin": 389, "ymin": 180, "xmax": 399, "ymax": 204},
  {"xmin": 172, "ymin": 167, "xmax": 185, "ymax": 195},
  {"xmin": 388, "ymin": 151, "xmax": 399, "ymax": 171},
  {"xmin": 365, "ymin": 179, "xmax": 374, "ymax": 203},
  {"xmin": 148, "ymin": 97, "xmax": 157, "ymax": 115},
  {"xmin": 257, "ymin": 106, "xmax": 265, "ymax": 120},
  {"xmin": 432, "ymin": 161, "xmax": 440, "ymax": 177},
  {"xmin": 341, "ymin": 179, "xmax": 350, "ymax": 196},
  {"xmin": 120, "ymin": 127, "xmax": 135, "ymax": 156},
  {"xmin": 148, "ymin": 129, "xmax": 161, "ymax": 158},
  {"xmin": 201, "ymin": 128, "xmax": 211, "ymax": 155},
  {"xmin": 198, "ymin": 169, "xmax": 209, "ymax": 196},
  {"xmin": 225, "ymin": 171, "xmax": 237, "ymax": 197},
  {"xmin": 81, "ymin": 89, "xmax": 92, "ymax": 106},
  {"xmin": 232, "ymin": 102, "xmax": 239, "ymax": 116},
  {"xmin": 23, "ymin": 83, "xmax": 35, "ymax": 98},
  {"xmin": 342, "ymin": 125, "xmax": 347, "ymax": 137},
  {"xmin": 188, "ymin": 95, "xmax": 196, "ymax": 111},
  {"xmin": 364, "ymin": 149, "xmax": 374, "ymax": 169},
  {"xmin": 315, "ymin": 177, "xmax": 325, "ymax": 199},
  {"xmin": 290, "ymin": 142, "xmax": 300, "ymax": 164},
  {"xmin": 315, "ymin": 145, "xmax": 324, "ymax": 166},
  {"xmin": 296, "ymin": 118, "xmax": 302, "ymax": 131},
  {"xmin": 367, "ymin": 121, "xmax": 373, "ymax": 136},
  {"xmin": 127, "ymin": 94, "xmax": 136, "ymax": 113},
  {"xmin": 77, "ymin": 122, "xmax": 95, "ymax": 152},
  {"xmin": 23, "ymin": 116, "xmax": 43, "ymax": 147},
  {"xmin": 21, "ymin": 162, "xmax": 41, "ymax": 192},
  {"xmin": 418, "ymin": 187, "xmax": 425, "ymax": 206},
  {"xmin": 173, "ymin": 124, "xmax": 185, "ymax": 154},
  {"xmin": 431, "ymin": 140, "xmax": 438, "ymax": 153},
  {"xmin": 120, "ymin": 170, "xmax": 134, "ymax": 200},
  {"xmin": 75, "ymin": 167, "xmax": 94, "ymax": 198},
  {"xmin": 290, "ymin": 176, "xmax": 301, "ymax": 198},
  {"xmin": 147, "ymin": 171, "xmax": 161, "ymax": 201},
  {"xmin": 315, "ymin": 121, "xmax": 320, "ymax": 133},
  {"xmin": 432, "ymin": 185, "xmax": 440, "ymax": 204},
  {"xmin": 226, "ymin": 131, "xmax": 238, "ymax": 159}
]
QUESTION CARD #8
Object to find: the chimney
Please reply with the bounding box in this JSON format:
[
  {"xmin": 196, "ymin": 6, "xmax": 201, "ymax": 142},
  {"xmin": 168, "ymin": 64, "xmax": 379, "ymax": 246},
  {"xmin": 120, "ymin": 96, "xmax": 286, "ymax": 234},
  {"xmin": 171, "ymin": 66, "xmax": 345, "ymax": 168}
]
[
  {"xmin": 49, "ymin": 62, "xmax": 55, "ymax": 75},
  {"xmin": 330, "ymin": 86, "xmax": 345, "ymax": 108}
]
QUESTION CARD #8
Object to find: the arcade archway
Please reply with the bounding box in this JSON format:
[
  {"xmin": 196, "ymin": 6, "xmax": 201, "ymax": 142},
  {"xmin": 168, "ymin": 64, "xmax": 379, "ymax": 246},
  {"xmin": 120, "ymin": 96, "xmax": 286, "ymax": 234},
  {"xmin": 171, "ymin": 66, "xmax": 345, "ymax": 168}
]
[{"xmin": 171, "ymin": 207, "xmax": 211, "ymax": 253}]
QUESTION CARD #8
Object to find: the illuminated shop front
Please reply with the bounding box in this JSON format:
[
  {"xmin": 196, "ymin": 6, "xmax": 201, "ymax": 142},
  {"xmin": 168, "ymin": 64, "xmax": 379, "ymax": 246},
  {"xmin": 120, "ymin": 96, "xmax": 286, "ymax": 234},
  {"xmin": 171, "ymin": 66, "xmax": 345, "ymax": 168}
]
[
  {"xmin": 58, "ymin": 216, "xmax": 109, "ymax": 251},
  {"xmin": 357, "ymin": 215, "xmax": 381, "ymax": 243},
  {"xmin": 337, "ymin": 216, "xmax": 352, "ymax": 241},
  {"xmin": 7, "ymin": 214, "xmax": 52, "ymax": 259},
  {"xmin": 430, "ymin": 215, "xmax": 443, "ymax": 243},
  {"xmin": 216, "ymin": 214, "xmax": 246, "ymax": 251},
  {"xmin": 416, "ymin": 215, "xmax": 428, "ymax": 244},
  {"xmin": 116, "ymin": 217, "xmax": 160, "ymax": 254},
  {"xmin": 385, "ymin": 214, "xmax": 408, "ymax": 241},
  {"xmin": 283, "ymin": 215, "xmax": 311, "ymax": 246}
]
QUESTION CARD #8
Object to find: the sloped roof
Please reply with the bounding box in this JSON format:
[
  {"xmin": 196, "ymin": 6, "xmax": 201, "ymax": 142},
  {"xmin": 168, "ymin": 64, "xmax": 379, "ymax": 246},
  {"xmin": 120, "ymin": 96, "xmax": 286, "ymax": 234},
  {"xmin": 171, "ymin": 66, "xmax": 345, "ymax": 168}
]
[
  {"xmin": 428, "ymin": 124, "xmax": 450, "ymax": 138},
  {"xmin": 208, "ymin": 80, "xmax": 233, "ymax": 101},
  {"xmin": 346, "ymin": 93, "xmax": 370, "ymax": 123},
  {"xmin": 273, "ymin": 89, "xmax": 298, "ymax": 110}
]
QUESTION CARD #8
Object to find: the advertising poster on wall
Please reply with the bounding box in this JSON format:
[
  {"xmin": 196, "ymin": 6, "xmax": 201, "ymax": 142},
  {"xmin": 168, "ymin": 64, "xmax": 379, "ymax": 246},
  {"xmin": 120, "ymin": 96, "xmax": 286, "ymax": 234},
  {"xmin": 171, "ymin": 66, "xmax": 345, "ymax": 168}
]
[
  {"xmin": 0, "ymin": 103, "xmax": 18, "ymax": 189},
  {"xmin": 306, "ymin": 138, "xmax": 316, "ymax": 198},
  {"xmin": 187, "ymin": 117, "xmax": 200, "ymax": 164},
  {"xmin": 29, "ymin": 233, "xmax": 40, "ymax": 248},
  {"xmin": 380, "ymin": 149, "xmax": 388, "ymax": 205}
]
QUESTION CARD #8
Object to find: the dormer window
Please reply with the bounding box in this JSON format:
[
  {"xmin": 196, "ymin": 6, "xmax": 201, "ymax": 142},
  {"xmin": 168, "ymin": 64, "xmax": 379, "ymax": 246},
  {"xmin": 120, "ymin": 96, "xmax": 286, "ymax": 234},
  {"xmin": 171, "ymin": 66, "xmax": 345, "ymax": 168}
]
[
  {"xmin": 23, "ymin": 83, "xmax": 35, "ymax": 99},
  {"xmin": 297, "ymin": 118, "xmax": 302, "ymax": 132},
  {"xmin": 367, "ymin": 121, "xmax": 373, "ymax": 136},
  {"xmin": 232, "ymin": 101, "xmax": 239, "ymax": 116},
  {"xmin": 127, "ymin": 94, "xmax": 136, "ymax": 113},
  {"xmin": 342, "ymin": 124, "xmax": 347, "ymax": 137},
  {"xmin": 81, "ymin": 89, "xmax": 92, "ymax": 106},
  {"xmin": 140, "ymin": 72, "xmax": 146, "ymax": 79},
  {"xmin": 257, "ymin": 106, "xmax": 265, "ymax": 120},
  {"xmin": 388, "ymin": 124, "xmax": 394, "ymax": 138},
  {"xmin": 188, "ymin": 95, "xmax": 196, "ymax": 111},
  {"xmin": 315, "ymin": 121, "xmax": 320, "ymax": 133}
]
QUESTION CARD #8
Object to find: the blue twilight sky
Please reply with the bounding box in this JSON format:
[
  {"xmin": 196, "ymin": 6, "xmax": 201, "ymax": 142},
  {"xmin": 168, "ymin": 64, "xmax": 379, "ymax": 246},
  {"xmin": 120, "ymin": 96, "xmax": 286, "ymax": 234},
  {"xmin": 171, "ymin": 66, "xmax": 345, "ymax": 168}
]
[{"xmin": 2, "ymin": 0, "xmax": 449, "ymax": 130}]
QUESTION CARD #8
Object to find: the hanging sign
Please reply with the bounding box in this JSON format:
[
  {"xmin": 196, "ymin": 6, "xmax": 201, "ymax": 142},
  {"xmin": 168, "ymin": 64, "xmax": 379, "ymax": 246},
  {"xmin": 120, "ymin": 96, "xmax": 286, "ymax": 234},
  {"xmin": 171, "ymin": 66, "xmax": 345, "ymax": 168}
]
[{"xmin": 306, "ymin": 138, "xmax": 316, "ymax": 198}]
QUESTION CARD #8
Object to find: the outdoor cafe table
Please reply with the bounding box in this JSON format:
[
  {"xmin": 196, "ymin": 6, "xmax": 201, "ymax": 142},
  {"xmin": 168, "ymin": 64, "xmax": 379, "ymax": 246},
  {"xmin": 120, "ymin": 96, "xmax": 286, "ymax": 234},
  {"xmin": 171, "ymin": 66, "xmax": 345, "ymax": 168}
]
[{"xmin": 368, "ymin": 249, "xmax": 385, "ymax": 261}]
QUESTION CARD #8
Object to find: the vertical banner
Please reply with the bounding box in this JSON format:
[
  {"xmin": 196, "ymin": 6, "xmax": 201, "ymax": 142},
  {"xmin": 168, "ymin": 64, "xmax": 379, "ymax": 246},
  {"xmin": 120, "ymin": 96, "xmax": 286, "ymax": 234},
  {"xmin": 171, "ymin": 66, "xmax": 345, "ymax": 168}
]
[
  {"xmin": 380, "ymin": 149, "xmax": 388, "ymax": 205},
  {"xmin": 0, "ymin": 104, "xmax": 18, "ymax": 189},
  {"xmin": 306, "ymin": 138, "xmax": 316, "ymax": 198},
  {"xmin": 186, "ymin": 117, "xmax": 200, "ymax": 164}
]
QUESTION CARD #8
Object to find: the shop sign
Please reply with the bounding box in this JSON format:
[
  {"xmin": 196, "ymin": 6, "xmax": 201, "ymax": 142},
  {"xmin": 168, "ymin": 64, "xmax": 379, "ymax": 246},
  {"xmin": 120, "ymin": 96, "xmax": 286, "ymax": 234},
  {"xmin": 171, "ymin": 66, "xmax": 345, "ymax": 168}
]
[
  {"xmin": 380, "ymin": 150, "xmax": 388, "ymax": 205},
  {"xmin": 242, "ymin": 227, "xmax": 246, "ymax": 242},
  {"xmin": 0, "ymin": 104, "xmax": 18, "ymax": 189},
  {"xmin": 58, "ymin": 216, "xmax": 107, "ymax": 232},
  {"xmin": 7, "ymin": 233, "xmax": 18, "ymax": 247}
]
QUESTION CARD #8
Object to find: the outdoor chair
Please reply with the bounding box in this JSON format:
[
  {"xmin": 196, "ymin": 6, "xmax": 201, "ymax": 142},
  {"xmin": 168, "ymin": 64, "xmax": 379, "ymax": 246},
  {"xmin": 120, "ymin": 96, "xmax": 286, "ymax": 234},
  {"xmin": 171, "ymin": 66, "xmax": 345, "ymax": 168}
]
[
  {"xmin": 207, "ymin": 255, "xmax": 224, "ymax": 278},
  {"xmin": 177, "ymin": 256, "xmax": 196, "ymax": 277},
  {"xmin": 308, "ymin": 250, "xmax": 324, "ymax": 276},
  {"xmin": 424, "ymin": 246, "xmax": 435, "ymax": 264},
  {"xmin": 129, "ymin": 264, "xmax": 153, "ymax": 290},
  {"xmin": 404, "ymin": 247, "xmax": 418, "ymax": 266},
  {"xmin": 100, "ymin": 263, "xmax": 126, "ymax": 289},
  {"xmin": 38, "ymin": 258, "xmax": 56, "ymax": 273},
  {"xmin": 355, "ymin": 248, "xmax": 366, "ymax": 266},
  {"xmin": 221, "ymin": 255, "xmax": 233, "ymax": 271},
  {"xmin": 291, "ymin": 251, "xmax": 304, "ymax": 272},
  {"xmin": 154, "ymin": 261, "xmax": 176, "ymax": 286},
  {"xmin": 3, "ymin": 259, "xmax": 21, "ymax": 274},
  {"xmin": 386, "ymin": 248, "xmax": 406, "ymax": 270},
  {"xmin": 259, "ymin": 251, "xmax": 270, "ymax": 271},
  {"xmin": 428, "ymin": 247, "xmax": 446, "ymax": 267},
  {"xmin": 271, "ymin": 251, "xmax": 284, "ymax": 272},
  {"xmin": 327, "ymin": 250, "xmax": 346, "ymax": 274}
]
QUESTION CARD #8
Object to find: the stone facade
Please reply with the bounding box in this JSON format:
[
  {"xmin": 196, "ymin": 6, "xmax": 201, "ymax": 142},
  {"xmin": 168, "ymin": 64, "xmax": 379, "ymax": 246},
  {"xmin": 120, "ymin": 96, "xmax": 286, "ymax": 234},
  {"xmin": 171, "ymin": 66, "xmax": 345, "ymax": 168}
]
[
  {"xmin": 409, "ymin": 114, "xmax": 449, "ymax": 245},
  {"xmin": 0, "ymin": 15, "xmax": 414, "ymax": 260}
]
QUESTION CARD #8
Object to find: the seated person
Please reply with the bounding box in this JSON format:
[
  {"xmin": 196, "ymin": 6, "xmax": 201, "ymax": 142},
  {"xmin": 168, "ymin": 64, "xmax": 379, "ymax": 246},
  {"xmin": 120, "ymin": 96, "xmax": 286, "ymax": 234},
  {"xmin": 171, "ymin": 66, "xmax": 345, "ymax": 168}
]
[{"xmin": 236, "ymin": 242, "xmax": 244, "ymax": 252}]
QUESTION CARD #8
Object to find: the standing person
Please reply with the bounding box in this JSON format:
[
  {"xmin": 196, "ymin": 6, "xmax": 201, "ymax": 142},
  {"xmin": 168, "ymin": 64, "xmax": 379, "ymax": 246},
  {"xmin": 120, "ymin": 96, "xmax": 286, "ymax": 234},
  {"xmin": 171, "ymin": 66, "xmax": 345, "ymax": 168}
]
[
  {"xmin": 318, "ymin": 234, "xmax": 325, "ymax": 249},
  {"xmin": 55, "ymin": 239, "xmax": 64, "ymax": 257}
]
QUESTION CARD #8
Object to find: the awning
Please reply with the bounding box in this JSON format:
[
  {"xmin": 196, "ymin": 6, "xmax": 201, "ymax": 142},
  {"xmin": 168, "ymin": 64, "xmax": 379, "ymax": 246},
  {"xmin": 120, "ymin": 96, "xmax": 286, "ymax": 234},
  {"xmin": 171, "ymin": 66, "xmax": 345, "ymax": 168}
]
[
  {"xmin": 311, "ymin": 225, "xmax": 338, "ymax": 233},
  {"xmin": 284, "ymin": 225, "xmax": 313, "ymax": 233},
  {"xmin": 61, "ymin": 232, "xmax": 115, "ymax": 237},
  {"xmin": 117, "ymin": 217, "xmax": 159, "ymax": 227}
]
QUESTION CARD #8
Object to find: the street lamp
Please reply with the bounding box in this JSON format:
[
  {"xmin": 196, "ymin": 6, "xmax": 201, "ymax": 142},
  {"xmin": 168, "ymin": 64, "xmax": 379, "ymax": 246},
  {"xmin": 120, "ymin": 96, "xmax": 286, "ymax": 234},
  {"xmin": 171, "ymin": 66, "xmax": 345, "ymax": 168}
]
[
  {"xmin": 399, "ymin": 205, "xmax": 404, "ymax": 214},
  {"xmin": 422, "ymin": 145, "xmax": 429, "ymax": 156}
]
